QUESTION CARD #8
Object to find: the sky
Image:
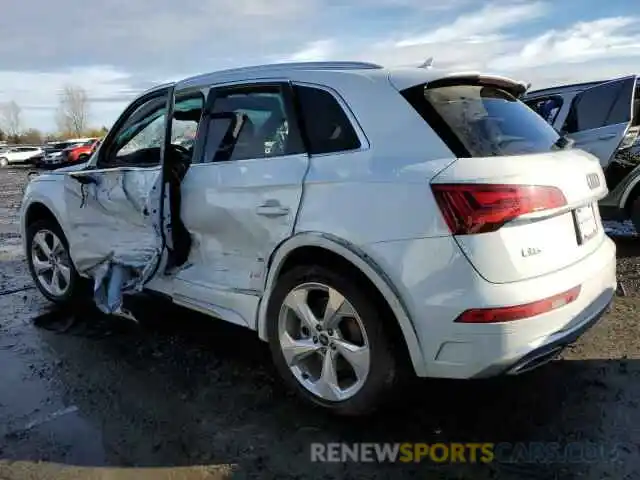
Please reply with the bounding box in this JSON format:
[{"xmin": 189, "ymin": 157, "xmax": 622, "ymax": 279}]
[{"xmin": 0, "ymin": 0, "xmax": 639, "ymax": 132}]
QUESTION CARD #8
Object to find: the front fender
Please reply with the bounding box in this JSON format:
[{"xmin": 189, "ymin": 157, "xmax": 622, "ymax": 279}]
[
  {"xmin": 255, "ymin": 232, "xmax": 426, "ymax": 376},
  {"xmin": 20, "ymin": 177, "xmax": 69, "ymax": 250}
]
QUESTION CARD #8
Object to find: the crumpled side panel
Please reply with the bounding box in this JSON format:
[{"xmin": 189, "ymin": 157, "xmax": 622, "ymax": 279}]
[{"xmin": 63, "ymin": 168, "xmax": 164, "ymax": 317}]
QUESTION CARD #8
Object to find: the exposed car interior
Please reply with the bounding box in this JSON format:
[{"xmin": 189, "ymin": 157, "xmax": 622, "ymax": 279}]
[{"xmin": 209, "ymin": 92, "xmax": 289, "ymax": 162}]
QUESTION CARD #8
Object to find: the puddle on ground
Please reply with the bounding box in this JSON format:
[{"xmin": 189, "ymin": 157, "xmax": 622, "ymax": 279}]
[
  {"xmin": 0, "ymin": 294, "xmax": 111, "ymax": 466},
  {"xmin": 1, "ymin": 405, "xmax": 108, "ymax": 467}
]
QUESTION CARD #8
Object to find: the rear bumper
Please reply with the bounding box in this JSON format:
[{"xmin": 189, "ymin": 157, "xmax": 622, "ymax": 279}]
[
  {"xmin": 474, "ymin": 287, "xmax": 613, "ymax": 377},
  {"xmin": 366, "ymin": 234, "xmax": 617, "ymax": 379}
]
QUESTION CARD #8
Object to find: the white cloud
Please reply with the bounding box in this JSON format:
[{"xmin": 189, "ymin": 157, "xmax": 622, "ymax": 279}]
[
  {"xmin": 2, "ymin": 1, "xmax": 640, "ymax": 130},
  {"xmin": 333, "ymin": 0, "xmax": 473, "ymax": 11},
  {"xmin": 279, "ymin": 40, "xmax": 336, "ymax": 62},
  {"xmin": 395, "ymin": 2, "xmax": 547, "ymax": 47},
  {"xmin": 0, "ymin": 0, "xmax": 319, "ymax": 73},
  {"xmin": 490, "ymin": 17, "xmax": 640, "ymax": 70},
  {"xmin": 333, "ymin": 9, "xmax": 640, "ymax": 90}
]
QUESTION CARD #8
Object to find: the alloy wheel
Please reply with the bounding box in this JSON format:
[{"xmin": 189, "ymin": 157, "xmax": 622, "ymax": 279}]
[
  {"xmin": 277, "ymin": 282, "xmax": 371, "ymax": 402},
  {"xmin": 30, "ymin": 229, "xmax": 72, "ymax": 298}
]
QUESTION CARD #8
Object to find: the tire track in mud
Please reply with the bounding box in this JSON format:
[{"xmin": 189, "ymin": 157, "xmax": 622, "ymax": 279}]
[{"xmin": 0, "ymin": 285, "xmax": 35, "ymax": 296}]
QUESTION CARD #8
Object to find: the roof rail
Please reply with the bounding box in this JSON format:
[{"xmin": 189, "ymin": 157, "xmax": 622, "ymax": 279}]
[{"xmin": 209, "ymin": 61, "xmax": 384, "ymax": 76}]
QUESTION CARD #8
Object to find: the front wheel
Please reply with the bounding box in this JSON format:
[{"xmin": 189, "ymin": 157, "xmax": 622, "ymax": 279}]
[
  {"xmin": 25, "ymin": 219, "xmax": 85, "ymax": 304},
  {"xmin": 267, "ymin": 265, "xmax": 399, "ymax": 415},
  {"xmin": 0, "ymin": 157, "xmax": 8, "ymax": 168}
]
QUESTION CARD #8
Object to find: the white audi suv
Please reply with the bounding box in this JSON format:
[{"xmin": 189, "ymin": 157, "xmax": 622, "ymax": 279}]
[{"xmin": 20, "ymin": 61, "xmax": 617, "ymax": 415}]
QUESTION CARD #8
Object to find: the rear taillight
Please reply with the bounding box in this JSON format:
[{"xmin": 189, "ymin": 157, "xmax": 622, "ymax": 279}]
[
  {"xmin": 431, "ymin": 184, "xmax": 567, "ymax": 235},
  {"xmin": 455, "ymin": 286, "xmax": 581, "ymax": 323}
]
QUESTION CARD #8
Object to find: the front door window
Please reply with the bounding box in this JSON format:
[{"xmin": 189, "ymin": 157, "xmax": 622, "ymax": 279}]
[{"xmin": 98, "ymin": 93, "xmax": 169, "ymax": 168}]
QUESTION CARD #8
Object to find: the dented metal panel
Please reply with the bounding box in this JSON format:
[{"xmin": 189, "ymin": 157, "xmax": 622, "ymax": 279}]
[{"xmin": 63, "ymin": 167, "xmax": 164, "ymax": 316}]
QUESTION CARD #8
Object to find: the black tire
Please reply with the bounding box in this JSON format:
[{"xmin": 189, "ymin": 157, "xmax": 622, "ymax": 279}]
[
  {"xmin": 267, "ymin": 264, "xmax": 399, "ymax": 416},
  {"xmin": 25, "ymin": 218, "xmax": 86, "ymax": 305},
  {"xmin": 77, "ymin": 154, "xmax": 88, "ymax": 162}
]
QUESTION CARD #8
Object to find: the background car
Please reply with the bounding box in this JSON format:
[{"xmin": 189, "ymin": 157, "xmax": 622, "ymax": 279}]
[
  {"xmin": 0, "ymin": 146, "xmax": 44, "ymax": 167},
  {"xmin": 57, "ymin": 138, "xmax": 101, "ymax": 166},
  {"xmin": 523, "ymin": 75, "xmax": 640, "ymax": 229},
  {"xmin": 39, "ymin": 141, "xmax": 86, "ymax": 168}
]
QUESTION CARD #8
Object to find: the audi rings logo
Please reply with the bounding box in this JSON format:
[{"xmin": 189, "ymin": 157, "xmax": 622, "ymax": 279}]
[{"xmin": 587, "ymin": 173, "xmax": 600, "ymax": 190}]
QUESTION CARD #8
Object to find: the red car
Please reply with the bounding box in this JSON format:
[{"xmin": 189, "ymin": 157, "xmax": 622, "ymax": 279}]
[{"xmin": 61, "ymin": 138, "xmax": 101, "ymax": 164}]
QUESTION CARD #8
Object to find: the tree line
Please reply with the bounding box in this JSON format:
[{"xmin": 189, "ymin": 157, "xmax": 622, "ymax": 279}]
[{"xmin": 0, "ymin": 84, "xmax": 109, "ymax": 145}]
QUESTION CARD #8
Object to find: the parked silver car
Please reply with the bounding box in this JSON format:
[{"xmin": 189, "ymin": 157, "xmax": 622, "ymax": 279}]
[
  {"xmin": 0, "ymin": 146, "xmax": 44, "ymax": 167},
  {"xmin": 523, "ymin": 76, "xmax": 640, "ymax": 229}
]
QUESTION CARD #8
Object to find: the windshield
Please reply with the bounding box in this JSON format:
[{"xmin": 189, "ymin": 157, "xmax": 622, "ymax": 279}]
[{"xmin": 402, "ymin": 84, "xmax": 562, "ymax": 157}]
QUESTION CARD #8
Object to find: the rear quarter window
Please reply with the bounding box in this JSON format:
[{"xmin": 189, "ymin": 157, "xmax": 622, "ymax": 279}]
[
  {"xmin": 402, "ymin": 84, "xmax": 561, "ymax": 158},
  {"xmin": 294, "ymin": 85, "xmax": 361, "ymax": 155}
]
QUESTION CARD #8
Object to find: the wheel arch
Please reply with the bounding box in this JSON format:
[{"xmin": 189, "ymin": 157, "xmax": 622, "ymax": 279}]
[
  {"xmin": 21, "ymin": 198, "xmax": 68, "ymax": 254},
  {"xmin": 256, "ymin": 232, "xmax": 426, "ymax": 376},
  {"xmin": 621, "ymin": 175, "xmax": 640, "ymax": 215},
  {"xmin": 24, "ymin": 201, "xmax": 61, "ymax": 228}
]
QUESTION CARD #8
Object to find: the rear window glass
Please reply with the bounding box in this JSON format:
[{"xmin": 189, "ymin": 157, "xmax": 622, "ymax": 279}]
[{"xmin": 402, "ymin": 84, "xmax": 561, "ymax": 158}]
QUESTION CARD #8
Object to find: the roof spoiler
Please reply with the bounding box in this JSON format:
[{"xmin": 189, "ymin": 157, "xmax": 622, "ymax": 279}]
[{"xmin": 426, "ymin": 74, "xmax": 530, "ymax": 98}]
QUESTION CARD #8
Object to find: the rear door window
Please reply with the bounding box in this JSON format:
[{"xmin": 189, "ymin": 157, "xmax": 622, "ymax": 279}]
[
  {"xmin": 200, "ymin": 83, "xmax": 304, "ymax": 163},
  {"xmin": 401, "ymin": 84, "xmax": 561, "ymax": 158}
]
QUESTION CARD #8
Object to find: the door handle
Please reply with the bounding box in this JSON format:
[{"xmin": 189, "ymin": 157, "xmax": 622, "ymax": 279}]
[
  {"xmin": 598, "ymin": 133, "xmax": 616, "ymax": 140},
  {"xmin": 256, "ymin": 200, "xmax": 290, "ymax": 217}
]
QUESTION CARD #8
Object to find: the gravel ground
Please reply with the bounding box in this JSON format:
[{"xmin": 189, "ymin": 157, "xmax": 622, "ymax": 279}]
[{"xmin": 1, "ymin": 167, "xmax": 640, "ymax": 479}]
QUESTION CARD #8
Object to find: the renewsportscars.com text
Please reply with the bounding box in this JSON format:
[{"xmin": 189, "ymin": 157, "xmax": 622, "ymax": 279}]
[{"xmin": 310, "ymin": 442, "xmax": 630, "ymax": 464}]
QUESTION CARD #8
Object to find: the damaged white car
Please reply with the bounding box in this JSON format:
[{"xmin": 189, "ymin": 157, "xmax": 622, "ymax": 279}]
[{"xmin": 21, "ymin": 61, "xmax": 616, "ymax": 415}]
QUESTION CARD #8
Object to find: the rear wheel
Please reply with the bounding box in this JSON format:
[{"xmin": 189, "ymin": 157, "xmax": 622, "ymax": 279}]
[
  {"xmin": 26, "ymin": 219, "xmax": 85, "ymax": 304},
  {"xmin": 267, "ymin": 264, "xmax": 399, "ymax": 415},
  {"xmin": 77, "ymin": 154, "xmax": 88, "ymax": 162},
  {"xmin": 0, "ymin": 157, "xmax": 8, "ymax": 168}
]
